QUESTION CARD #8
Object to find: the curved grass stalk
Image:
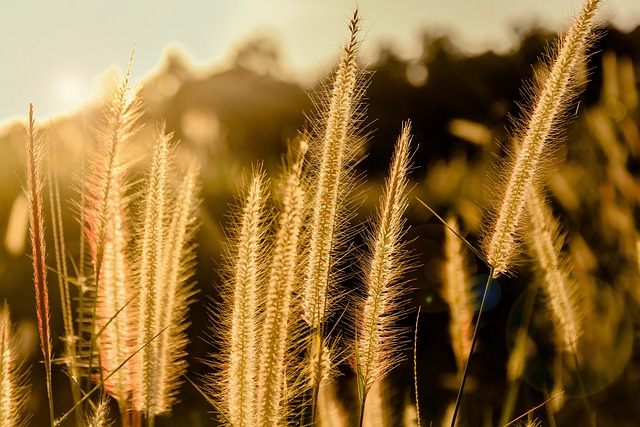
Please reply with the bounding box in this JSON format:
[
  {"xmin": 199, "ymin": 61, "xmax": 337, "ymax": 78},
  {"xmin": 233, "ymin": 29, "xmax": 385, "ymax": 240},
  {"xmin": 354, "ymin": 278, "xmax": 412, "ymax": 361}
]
[
  {"xmin": 454, "ymin": 2, "xmax": 602, "ymax": 425},
  {"xmin": 450, "ymin": 267, "xmax": 495, "ymax": 427},
  {"xmin": 53, "ymin": 326, "xmax": 168, "ymax": 427}
]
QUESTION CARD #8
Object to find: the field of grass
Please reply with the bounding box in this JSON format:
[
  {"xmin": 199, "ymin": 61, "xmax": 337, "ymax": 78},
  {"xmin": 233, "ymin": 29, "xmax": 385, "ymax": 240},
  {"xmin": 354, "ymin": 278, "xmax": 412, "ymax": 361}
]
[{"xmin": 1, "ymin": 0, "xmax": 640, "ymax": 426}]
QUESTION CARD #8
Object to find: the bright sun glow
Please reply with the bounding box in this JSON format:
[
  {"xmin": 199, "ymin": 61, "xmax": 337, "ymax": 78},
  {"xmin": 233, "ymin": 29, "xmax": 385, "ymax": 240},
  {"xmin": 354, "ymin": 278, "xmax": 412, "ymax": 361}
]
[{"xmin": 49, "ymin": 71, "xmax": 90, "ymax": 113}]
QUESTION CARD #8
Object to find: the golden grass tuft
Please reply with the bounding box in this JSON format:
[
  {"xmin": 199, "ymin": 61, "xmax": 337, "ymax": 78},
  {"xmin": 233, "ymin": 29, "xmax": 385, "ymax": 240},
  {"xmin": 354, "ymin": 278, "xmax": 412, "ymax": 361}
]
[
  {"xmin": 132, "ymin": 125, "xmax": 200, "ymax": 418},
  {"xmin": 84, "ymin": 398, "xmax": 114, "ymax": 427}
]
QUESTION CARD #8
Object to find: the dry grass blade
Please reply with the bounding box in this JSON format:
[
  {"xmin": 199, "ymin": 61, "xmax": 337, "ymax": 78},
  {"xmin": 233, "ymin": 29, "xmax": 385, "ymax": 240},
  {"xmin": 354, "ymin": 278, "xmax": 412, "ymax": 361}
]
[
  {"xmin": 53, "ymin": 326, "xmax": 169, "ymax": 427},
  {"xmin": 47, "ymin": 123, "xmax": 82, "ymax": 413}
]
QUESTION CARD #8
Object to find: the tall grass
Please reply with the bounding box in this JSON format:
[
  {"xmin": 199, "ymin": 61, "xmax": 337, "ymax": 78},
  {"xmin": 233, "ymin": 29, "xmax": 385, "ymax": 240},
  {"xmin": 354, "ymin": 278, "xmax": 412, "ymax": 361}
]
[{"xmin": 13, "ymin": 0, "xmax": 632, "ymax": 425}]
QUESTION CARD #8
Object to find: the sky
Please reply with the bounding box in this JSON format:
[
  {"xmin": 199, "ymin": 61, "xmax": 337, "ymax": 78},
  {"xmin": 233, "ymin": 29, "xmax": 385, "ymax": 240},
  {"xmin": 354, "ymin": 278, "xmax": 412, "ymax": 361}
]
[{"xmin": 1, "ymin": 0, "xmax": 639, "ymax": 121}]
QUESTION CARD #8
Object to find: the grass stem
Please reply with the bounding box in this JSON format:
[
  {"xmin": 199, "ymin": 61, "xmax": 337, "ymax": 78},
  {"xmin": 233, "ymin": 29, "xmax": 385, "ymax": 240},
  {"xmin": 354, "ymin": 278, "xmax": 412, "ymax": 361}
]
[{"xmin": 450, "ymin": 267, "xmax": 495, "ymax": 427}]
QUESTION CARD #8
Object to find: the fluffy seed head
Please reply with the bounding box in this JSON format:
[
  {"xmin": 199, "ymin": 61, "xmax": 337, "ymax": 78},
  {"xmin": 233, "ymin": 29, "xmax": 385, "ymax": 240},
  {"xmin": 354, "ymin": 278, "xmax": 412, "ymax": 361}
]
[{"xmin": 482, "ymin": 0, "xmax": 601, "ymax": 275}]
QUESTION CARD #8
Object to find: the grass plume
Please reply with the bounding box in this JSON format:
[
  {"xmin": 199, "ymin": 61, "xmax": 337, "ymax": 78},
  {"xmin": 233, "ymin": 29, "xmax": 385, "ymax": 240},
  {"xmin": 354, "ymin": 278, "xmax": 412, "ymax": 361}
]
[
  {"xmin": 442, "ymin": 216, "xmax": 474, "ymax": 373},
  {"xmin": 150, "ymin": 155, "xmax": 200, "ymax": 416},
  {"xmin": 210, "ymin": 168, "xmax": 270, "ymax": 426},
  {"xmin": 302, "ymin": 8, "xmax": 366, "ymax": 330},
  {"xmin": 256, "ymin": 144, "xmax": 307, "ymax": 425},
  {"xmin": 355, "ymin": 122, "xmax": 414, "ymax": 423},
  {"xmin": 132, "ymin": 126, "xmax": 174, "ymax": 417},
  {"xmin": 84, "ymin": 398, "xmax": 114, "ymax": 427},
  {"xmin": 84, "ymin": 59, "xmax": 142, "ymax": 408},
  {"xmin": 482, "ymin": 0, "xmax": 601, "ymax": 275},
  {"xmin": 132, "ymin": 125, "xmax": 199, "ymax": 418},
  {"xmin": 526, "ymin": 191, "xmax": 582, "ymax": 352}
]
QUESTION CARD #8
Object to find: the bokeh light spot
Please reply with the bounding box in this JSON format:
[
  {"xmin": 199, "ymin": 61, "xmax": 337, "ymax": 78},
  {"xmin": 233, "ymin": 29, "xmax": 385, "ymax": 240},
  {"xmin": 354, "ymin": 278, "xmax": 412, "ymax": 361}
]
[{"xmin": 471, "ymin": 274, "xmax": 501, "ymax": 311}]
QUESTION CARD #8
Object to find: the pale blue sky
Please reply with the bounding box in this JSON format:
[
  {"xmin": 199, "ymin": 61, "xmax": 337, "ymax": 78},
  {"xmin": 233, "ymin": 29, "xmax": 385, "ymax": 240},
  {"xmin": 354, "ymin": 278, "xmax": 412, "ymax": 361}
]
[{"xmin": 1, "ymin": 0, "xmax": 638, "ymax": 120}]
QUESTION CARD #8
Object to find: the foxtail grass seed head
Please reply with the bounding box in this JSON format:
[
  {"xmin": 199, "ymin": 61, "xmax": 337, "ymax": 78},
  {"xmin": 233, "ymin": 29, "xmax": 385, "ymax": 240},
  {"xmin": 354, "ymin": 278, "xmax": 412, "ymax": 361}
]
[
  {"xmin": 442, "ymin": 217, "xmax": 474, "ymax": 372},
  {"xmin": 526, "ymin": 192, "xmax": 583, "ymax": 352},
  {"xmin": 355, "ymin": 122, "xmax": 413, "ymax": 399},
  {"xmin": 132, "ymin": 125, "xmax": 199, "ymax": 417},
  {"xmin": 256, "ymin": 144, "xmax": 306, "ymax": 426},
  {"xmin": 150, "ymin": 158, "xmax": 200, "ymax": 415},
  {"xmin": 209, "ymin": 168, "xmax": 269, "ymax": 426},
  {"xmin": 84, "ymin": 398, "xmax": 114, "ymax": 427},
  {"xmin": 132, "ymin": 125, "xmax": 173, "ymax": 414},
  {"xmin": 482, "ymin": 0, "xmax": 601, "ymax": 276},
  {"xmin": 84, "ymin": 65, "xmax": 141, "ymax": 404},
  {"xmin": 302, "ymin": 8, "xmax": 367, "ymax": 330}
]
